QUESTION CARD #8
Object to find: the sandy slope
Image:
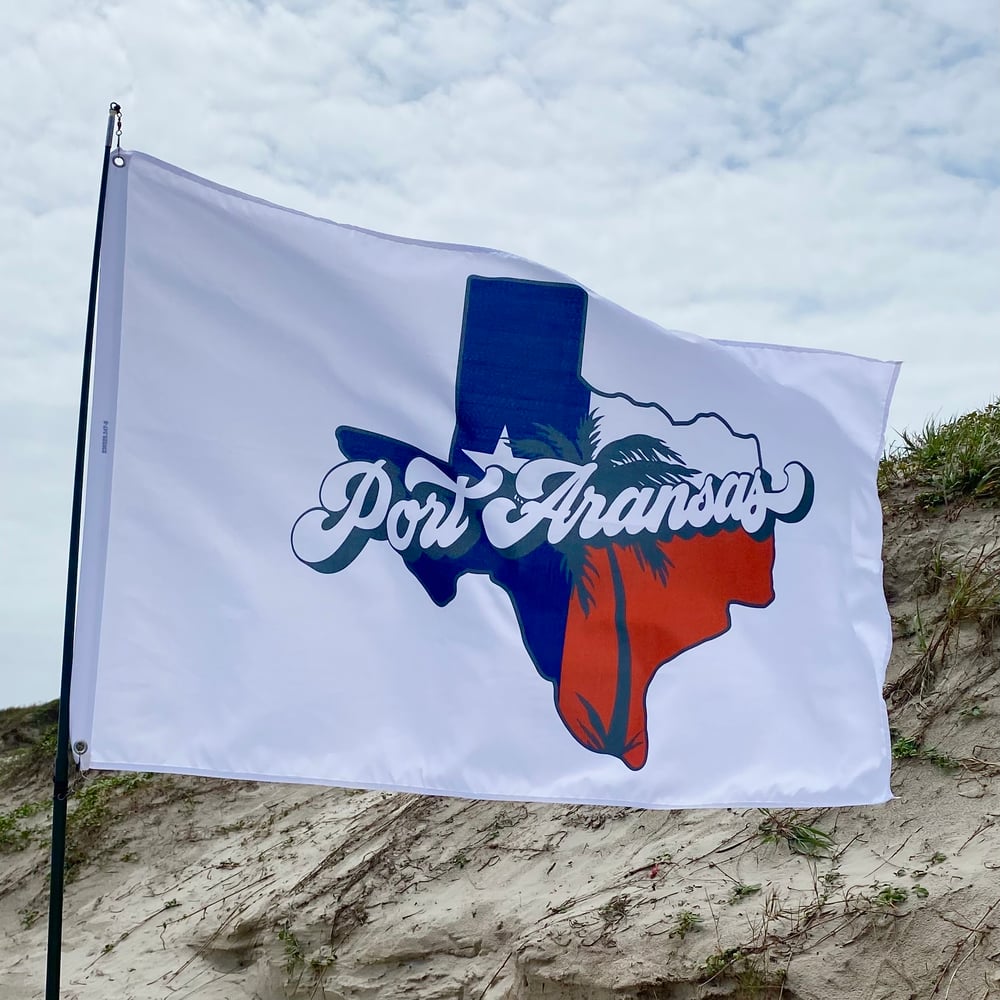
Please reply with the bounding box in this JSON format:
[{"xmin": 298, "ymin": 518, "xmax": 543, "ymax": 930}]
[{"xmin": 1, "ymin": 490, "xmax": 998, "ymax": 1000}]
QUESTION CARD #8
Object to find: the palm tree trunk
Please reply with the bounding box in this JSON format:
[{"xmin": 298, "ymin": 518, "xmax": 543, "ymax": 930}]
[{"xmin": 605, "ymin": 544, "xmax": 632, "ymax": 756}]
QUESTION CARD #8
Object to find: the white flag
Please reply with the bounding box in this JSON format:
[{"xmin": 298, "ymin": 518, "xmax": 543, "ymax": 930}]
[{"xmin": 71, "ymin": 151, "xmax": 898, "ymax": 807}]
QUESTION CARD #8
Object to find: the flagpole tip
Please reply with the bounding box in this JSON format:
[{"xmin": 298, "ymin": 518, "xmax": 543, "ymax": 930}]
[{"xmin": 109, "ymin": 102, "xmax": 121, "ymax": 113}]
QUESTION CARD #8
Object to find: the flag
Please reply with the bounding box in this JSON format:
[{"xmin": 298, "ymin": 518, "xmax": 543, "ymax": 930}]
[{"xmin": 70, "ymin": 151, "xmax": 898, "ymax": 807}]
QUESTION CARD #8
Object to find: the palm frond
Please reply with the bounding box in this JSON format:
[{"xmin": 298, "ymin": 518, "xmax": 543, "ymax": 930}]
[
  {"xmin": 577, "ymin": 694, "xmax": 610, "ymax": 749},
  {"xmin": 631, "ymin": 535, "xmax": 672, "ymax": 585},
  {"xmin": 594, "ymin": 434, "xmax": 700, "ymax": 491},
  {"xmin": 561, "ymin": 546, "xmax": 599, "ymax": 616},
  {"xmin": 596, "ymin": 461, "xmax": 697, "ymax": 493},
  {"xmin": 599, "ymin": 434, "xmax": 695, "ymax": 470},
  {"xmin": 624, "ymin": 731, "xmax": 645, "ymax": 754},
  {"xmin": 538, "ymin": 424, "xmax": 584, "ymax": 463},
  {"xmin": 507, "ymin": 435, "xmax": 558, "ymax": 460},
  {"xmin": 575, "ymin": 410, "xmax": 603, "ymax": 463},
  {"xmin": 509, "ymin": 422, "xmax": 584, "ymax": 463}
]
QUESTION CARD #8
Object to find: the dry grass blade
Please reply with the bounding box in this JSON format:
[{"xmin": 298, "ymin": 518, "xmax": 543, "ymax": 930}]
[{"xmin": 885, "ymin": 544, "xmax": 1000, "ymax": 704}]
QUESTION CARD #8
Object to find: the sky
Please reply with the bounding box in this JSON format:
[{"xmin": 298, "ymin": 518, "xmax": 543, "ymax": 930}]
[{"xmin": 1, "ymin": 0, "xmax": 998, "ymax": 708}]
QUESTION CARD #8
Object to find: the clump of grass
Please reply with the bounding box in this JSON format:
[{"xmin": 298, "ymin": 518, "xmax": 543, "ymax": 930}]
[
  {"xmin": 921, "ymin": 747, "xmax": 959, "ymax": 770},
  {"xmin": 885, "ymin": 544, "xmax": 1000, "ymax": 702},
  {"xmin": 880, "ymin": 400, "xmax": 1000, "ymax": 506},
  {"xmin": 891, "ymin": 735, "xmax": 920, "ymax": 759},
  {"xmin": 943, "ymin": 548, "xmax": 1000, "ymax": 633},
  {"xmin": 734, "ymin": 965, "xmax": 786, "ymax": 997},
  {"xmin": 703, "ymin": 946, "xmax": 745, "ymax": 978},
  {"xmin": 873, "ymin": 884, "xmax": 908, "ymax": 908},
  {"xmin": 669, "ymin": 909, "xmax": 703, "ymax": 939},
  {"xmin": 891, "ymin": 733, "xmax": 958, "ymax": 770},
  {"xmin": 757, "ymin": 811, "xmax": 835, "ymax": 858},
  {"xmin": 729, "ymin": 882, "xmax": 762, "ymax": 905},
  {"xmin": 278, "ymin": 924, "xmax": 305, "ymax": 975},
  {"xmin": 702, "ymin": 948, "xmax": 785, "ymax": 995}
]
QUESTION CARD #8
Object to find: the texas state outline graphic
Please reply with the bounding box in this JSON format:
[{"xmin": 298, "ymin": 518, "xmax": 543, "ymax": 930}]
[{"xmin": 292, "ymin": 276, "xmax": 814, "ymax": 769}]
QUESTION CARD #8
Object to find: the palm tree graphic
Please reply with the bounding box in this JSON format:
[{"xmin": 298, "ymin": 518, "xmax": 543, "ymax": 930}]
[{"xmin": 511, "ymin": 412, "xmax": 700, "ymax": 764}]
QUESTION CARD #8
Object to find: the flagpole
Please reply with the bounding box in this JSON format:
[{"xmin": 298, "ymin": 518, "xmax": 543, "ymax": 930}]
[{"xmin": 45, "ymin": 100, "xmax": 121, "ymax": 1000}]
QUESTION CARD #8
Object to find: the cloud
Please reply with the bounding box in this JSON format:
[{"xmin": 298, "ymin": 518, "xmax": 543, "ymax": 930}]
[{"xmin": 0, "ymin": 0, "xmax": 996, "ymax": 705}]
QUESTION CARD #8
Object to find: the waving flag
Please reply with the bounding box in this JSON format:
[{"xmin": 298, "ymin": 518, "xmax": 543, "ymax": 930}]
[{"xmin": 71, "ymin": 151, "xmax": 897, "ymax": 807}]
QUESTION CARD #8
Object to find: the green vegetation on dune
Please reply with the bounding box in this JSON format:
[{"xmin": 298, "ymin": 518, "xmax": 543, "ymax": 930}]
[
  {"xmin": 0, "ymin": 701, "xmax": 155, "ymax": 872},
  {"xmin": 0, "ymin": 699, "xmax": 58, "ymax": 755},
  {"xmin": 0, "ymin": 799, "xmax": 46, "ymax": 852},
  {"xmin": 64, "ymin": 771, "xmax": 154, "ymax": 880},
  {"xmin": 880, "ymin": 399, "xmax": 1000, "ymax": 505},
  {"xmin": 0, "ymin": 700, "xmax": 59, "ymax": 792}
]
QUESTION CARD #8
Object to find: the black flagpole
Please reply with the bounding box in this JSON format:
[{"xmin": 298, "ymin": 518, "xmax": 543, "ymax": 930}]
[{"xmin": 45, "ymin": 100, "xmax": 121, "ymax": 1000}]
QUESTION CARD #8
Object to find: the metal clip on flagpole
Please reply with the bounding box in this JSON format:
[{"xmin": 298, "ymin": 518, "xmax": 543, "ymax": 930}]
[
  {"xmin": 45, "ymin": 100, "xmax": 122, "ymax": 1000},
  {"xmin": 112, "ymin": 104, "xmax": 125, "ymax": 168}
]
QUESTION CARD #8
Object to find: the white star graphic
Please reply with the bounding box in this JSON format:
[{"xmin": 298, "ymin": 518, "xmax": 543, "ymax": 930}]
[{"xmin": 462, "ymin": 426, "xmax": 528, "ymax": 473}]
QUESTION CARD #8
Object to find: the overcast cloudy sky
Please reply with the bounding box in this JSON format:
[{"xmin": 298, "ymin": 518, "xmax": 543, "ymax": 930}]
[{"xmin": 2, "ymin": 0, "xmax": 997, "ymax": 708}]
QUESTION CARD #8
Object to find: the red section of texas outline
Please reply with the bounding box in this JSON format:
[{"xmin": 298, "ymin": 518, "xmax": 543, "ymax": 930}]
[{"xmin": 556, "ymin": 528, "xmax": 776, "ymax": 769}]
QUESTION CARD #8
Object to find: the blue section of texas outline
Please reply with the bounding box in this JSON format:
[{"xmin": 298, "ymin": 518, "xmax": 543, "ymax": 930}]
[{"xmin": 337, "ymin": 277, "xmax": 591, "ymax": 685}]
